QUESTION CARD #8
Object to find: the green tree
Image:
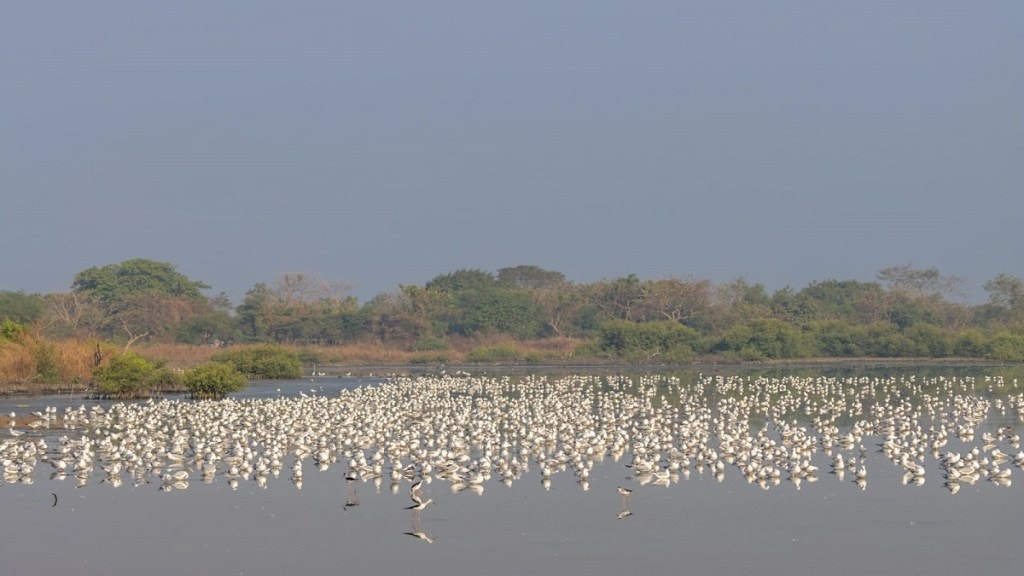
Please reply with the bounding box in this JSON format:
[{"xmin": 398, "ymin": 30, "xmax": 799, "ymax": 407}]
[
  {"xmin": 705, "ymin": 278, "xmax": 771, "ymax": 332},
  {"xmin": 590, "ymin": 275, "xmax": 646, "ymax": 321},
  {"xmin": 768, "ymin": 287, "xmax": 819, "ymax": 326},
  {"xmin": 497, "ymin": 265, "xmax": 566, "ymax": 290},
  {"xmin": 72, "ymin": 258, "xmax": 209, "ymax": 305},
  {"xmin": 798, "ymin": 279, "xmax": 890, "ymax": 324},
  {"xmin": 425, "ymin": 269, "xmax": 499, "ymax": 293},
  {"xmin": 235, "ymin": 274, "xmax": 356, "ymax": 344},
  {"xmin": 176, "ymin": 310, "xmax": 239, "ymax": 345},
  {"xmin": 984, "ymin": 273, "xmax": 1024, "ymax": 310},
  {"xmin": 0, "ymin": 291, "xmax": 45, "ymax": 324},
  {"xmin": 71, "ymin": 259, "xmax": 211, "ymax": 347},
  {"xmin": 877, "ymin": 265, "xmax": 962, "ymax": 299},
  {"xmin": 365, "ymin": 290, "xmax": 435, "ymax": 350},
  {"xmin": 424, "ymin": 269, "xmax": 545, "ymax": 339}
]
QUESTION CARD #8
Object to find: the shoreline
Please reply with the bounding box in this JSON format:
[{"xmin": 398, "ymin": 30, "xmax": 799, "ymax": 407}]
[{"xmin": 1, "ymin": 357, "xmax": 1016, "ymax": 398}]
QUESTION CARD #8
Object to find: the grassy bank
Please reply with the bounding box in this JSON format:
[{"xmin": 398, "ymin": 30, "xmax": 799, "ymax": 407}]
[{"xmin": 4, "ymin": 332, "xmax": 1020, "ymax": 397}]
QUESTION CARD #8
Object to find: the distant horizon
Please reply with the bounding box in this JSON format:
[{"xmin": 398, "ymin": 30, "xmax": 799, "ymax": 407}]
[{"xmin": 0, "ymin": 258, "xmax": 1006, "ymax": 307}]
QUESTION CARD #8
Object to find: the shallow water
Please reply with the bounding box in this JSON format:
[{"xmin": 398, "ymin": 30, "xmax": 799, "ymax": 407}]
[{"xmin": 2, "ymin": 372, "xmax": 1022, "ymax": 576}]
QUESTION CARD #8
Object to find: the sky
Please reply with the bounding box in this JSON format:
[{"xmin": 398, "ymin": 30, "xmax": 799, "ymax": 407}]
[{"xmin": 2, "ymin": 1, "xmax": 1021, "ymax": 305}]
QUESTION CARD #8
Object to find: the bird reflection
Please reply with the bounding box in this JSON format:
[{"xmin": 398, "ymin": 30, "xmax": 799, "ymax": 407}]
[
  {"xmin": 404, "ymin": 530, "xmax": 435, "ymax": 544},
  {"xmin": 344, "ymin": 476, "xmax": 360, "ymax": 510},
  {"xmin": 617, "ymin": 486, "xmax": 632, "ymax": 507},
  {"xmin": 617, "ymin": 486, "xmax": 633, "ymax": 519},
  {"xmin": 404, "ymin": 506, "xmax": 436, "ymax": 544}
]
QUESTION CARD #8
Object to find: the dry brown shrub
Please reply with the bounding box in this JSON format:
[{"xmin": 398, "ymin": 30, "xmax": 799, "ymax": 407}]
[
  {"xmin": 520, "ymin": 337, "xmax": 583, "ymax": 357},
  {"xmin": 53, "ymin": 340, "xmax": 103, "ymax": 382},
  {"xmin": 445, "ymin": 332, "xmax": 516, "ymax": 353},
  {"xmin": 0, "ymin": 340, "xmax": 35, "ymax": 381},
  {"xmin": 135, "ymin": 342, "xmax": 220, "ymax": 369},
  {"xmin": 333, "ymin": 341, "xmax": 418, "ymax": 364}
]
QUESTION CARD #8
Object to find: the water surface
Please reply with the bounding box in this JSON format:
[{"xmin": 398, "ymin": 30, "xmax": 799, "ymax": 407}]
[{"xmin": 1, "ymin": 371, "xmax": 1022, "ymax": 576}]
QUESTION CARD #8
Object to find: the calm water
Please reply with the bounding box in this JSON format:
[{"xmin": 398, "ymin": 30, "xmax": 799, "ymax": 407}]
[{"xmin": 2, "ymin": 370, "xmax": 1022, "ymax": 576}]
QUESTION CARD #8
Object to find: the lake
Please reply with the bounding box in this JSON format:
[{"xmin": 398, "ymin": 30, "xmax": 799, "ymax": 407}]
[{"xmin": 1, "ymin": 369, "xmax": 1022, "ymax": 576}]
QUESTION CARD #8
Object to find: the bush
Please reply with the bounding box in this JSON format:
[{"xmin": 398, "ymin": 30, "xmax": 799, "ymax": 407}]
[
  {"xmin": 903, "ymin": 324, "xmax": 953, "ymax": 357},
  {"xmin": 1, "ymin": 319, "xmax": 25, "ymax": 341},
  {"xmin": 185, "ymin": 362, "xmax": 248, "ymax": 398},
  {"xmin": 409, "ymin": 352, "xmax": 451, "ymax": 365},
  {"xmin": 985, "ymin": 332, "xmax": 1024, "ymax": 362},
  {"xmin": 212, "ymin": 345, "xmax": 303, "ymax": 379},
  {"xmin": 414, "ymin": 336, "xmax": 449, "ymax": 351},
  {"xmin": 808, "ymin": 320, "xmax": 864, "ymax": 357},
  {"xmin": 32, "ymin": 342, "xmax": 63, "ymax": 384},
  {"xmin": 466, "ymin": 344, "xmax": 522, "ymax": 363},
  {"xmin": 954, "ymin": 329, "xmax": 989, "ymax": 358},
  {"xmin": 715, "ymin": 319, "xmax": 810, "ymax": 360},
  {"xmin": 94, "ymin": 353, "xmax": 159, "ymax": 398},
  {"xmin": 860, "ymin": 322, "xmax": 916, "ymax": 357},
  {"xmin": 597, "ymin": 320, "xmax": 699, "ymax": 363}
]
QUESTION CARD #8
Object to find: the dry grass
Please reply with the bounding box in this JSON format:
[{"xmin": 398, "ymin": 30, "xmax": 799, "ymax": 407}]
[
  {"xmin": 1, "ymin": 337, "xmax": 591, "ymax": 391},
  {"xmin": 0, "ymin": 338, "xmax": 35, "ymax": 381},
  {"xmin": 330, "ymin": 342, "xmax": 421, "ymax": 365},
  {"xmin": 135, "ymin": 342, "xmax": 220, "ymax": 369},
  {"xmin": 54, "ymin": 340, "xmax": 106, "ymax": 382},
  {"xmin": 0, "ymin": 336, "xmax": 105, "ymax": 394}
]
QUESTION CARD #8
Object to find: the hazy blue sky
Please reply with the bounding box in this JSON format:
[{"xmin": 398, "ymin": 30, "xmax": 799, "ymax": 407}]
[{"xmin": 3, "ymin": 1, "xmax": 1021, "ymax": 305}]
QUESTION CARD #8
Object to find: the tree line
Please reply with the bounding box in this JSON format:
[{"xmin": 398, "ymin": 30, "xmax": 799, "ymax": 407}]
[{"xmin": 3, "ymin": 259, "xmax": 1024, "ymax": 364}]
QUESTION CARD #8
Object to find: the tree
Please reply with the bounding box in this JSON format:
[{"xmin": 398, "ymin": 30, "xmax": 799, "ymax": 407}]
[
  {"xmin": 877, "ymin": 265, "xmax": 962, "ymax": 300},
  {"xmin": 0, "ymin": 291, "xmax": 45, "ymax": 324},
  {"xmin": 983, "ymin": 273, "xmax": 1024, "ymax": 310},
  {"xmin": 768, "ymin": 287, "xmax": 818, "ymax": 325},
  {"xmin": 176, "ymin": 310, "xmax": 238, "ymax": 346},
  {"xmin": 366, "ymin": 291, "xmax": 430, "ymax": 350},
  {"xmin": 70, "ymin": 259, "xmax": 211, "ymax": 347},
  {"xmin": 704, "ymin": 278, "xmax": 771, "ymax": 331},
  {"xmin": 235, "ymin": 274, "xmax": 356, "ymax": 344},
  {"xmin": 798, "ymin": 280, "xmax": 883, "ymax": 322},
  {"xmin": 532, "ymin": 283, "xmax": 587, "ymax": 337},
  {"xmin": 72, "ymin": 258, "xmax": 209, "ymax": 306},
  {"xmin": 423, "ymin": 269, "xmax": 545, "ymax": 339},
  {"xmin": 637, "ymin": 278, "xmax": 713, "ymax": 327},
  {"xmin": 497, "ymin": 265, "xmax": 566, "ymax": 290},
  {"xmin": 590, "ymin": 275, "xmax": 647, "ymax": 321},
  {"xmin": 425, "ymin": 269, "xmax": 499, "ymax": 293},
  {"xmin": 39, "ymin": 292, "xmax": 105, "ymax": 338}
]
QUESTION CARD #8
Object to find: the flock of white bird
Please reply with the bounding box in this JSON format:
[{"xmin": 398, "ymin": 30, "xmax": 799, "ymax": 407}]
[{"xmin": 2, "ymin": 373, "xmax": 1023, "ymax": 501}]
